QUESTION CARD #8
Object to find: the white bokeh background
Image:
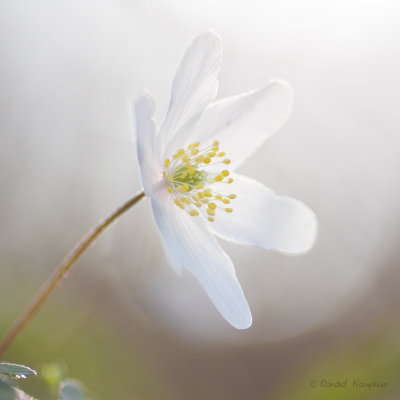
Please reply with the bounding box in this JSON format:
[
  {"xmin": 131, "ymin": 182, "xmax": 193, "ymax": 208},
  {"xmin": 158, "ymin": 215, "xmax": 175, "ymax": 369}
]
[{"xmin": 1, "ymin": 0, "xmax": 399, "ymax": 345}]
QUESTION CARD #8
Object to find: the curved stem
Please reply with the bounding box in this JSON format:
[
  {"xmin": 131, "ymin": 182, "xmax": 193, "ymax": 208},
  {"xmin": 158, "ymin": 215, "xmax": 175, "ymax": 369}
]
[{"xmin": 0, "ymin": 191, "xmax": 146, "ymax": 358}]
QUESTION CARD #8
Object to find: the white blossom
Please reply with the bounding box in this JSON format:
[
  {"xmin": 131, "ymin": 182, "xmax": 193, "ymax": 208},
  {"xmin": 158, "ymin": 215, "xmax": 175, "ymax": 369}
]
[{"xmin": 132, "ymin": 30, "xmax": 317, "ymax": 329}]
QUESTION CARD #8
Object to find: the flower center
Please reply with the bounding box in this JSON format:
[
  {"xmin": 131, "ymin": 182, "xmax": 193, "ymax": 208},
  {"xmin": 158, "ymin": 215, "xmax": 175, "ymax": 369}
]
[{"xmin": 162, "ymin": 140, "xmax": 236, "ymax": 222}]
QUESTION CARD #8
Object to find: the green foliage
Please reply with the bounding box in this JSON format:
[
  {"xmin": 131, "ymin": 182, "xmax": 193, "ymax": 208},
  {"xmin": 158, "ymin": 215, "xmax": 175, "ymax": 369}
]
[
  {"xmin": 0, "ymin": 361, "xmax": 87, "ymax": 400},
  {"xmin": 0, "ymin": 363, "xmax": 37, "ymax": 378},
  {"xmin": 0, "ymin": 378, "xmax": 16, "ymax": 400},
  {"xmin": 41, "ymin": 362, "xmax": 67, "ymax": 393},
  {"xmin": 59, "ymin": 380, "xmax": 86, "ymax": 400}
]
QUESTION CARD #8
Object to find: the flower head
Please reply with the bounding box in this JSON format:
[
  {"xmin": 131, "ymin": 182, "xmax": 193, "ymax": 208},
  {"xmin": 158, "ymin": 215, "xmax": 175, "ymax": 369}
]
[{"xmin": 132, "ymin": 30, "xmax": 317, "ymax": 329}]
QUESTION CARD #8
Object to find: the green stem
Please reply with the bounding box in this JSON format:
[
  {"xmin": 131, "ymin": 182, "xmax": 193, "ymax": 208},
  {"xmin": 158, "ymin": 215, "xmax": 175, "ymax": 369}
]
[{"xmin": 0, "ymin": 191, "xmax": 146, "ymax": 358}]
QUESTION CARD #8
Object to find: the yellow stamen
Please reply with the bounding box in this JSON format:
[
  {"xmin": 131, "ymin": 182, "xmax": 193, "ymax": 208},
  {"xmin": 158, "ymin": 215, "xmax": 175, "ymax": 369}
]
[
  {"xmin": 174, "ymin": 199, "xmax": 185, "ymax": 209},
  {"xmin": 163, "ymin": 140, "xmax": 235, "ymax": 221},
  {"xmin": 208, "ymin": 202, "xmax": 217, "ymax": 210},
  {"xmin": 179, "ymin": 184, "xmax": 189, "ymax": 192},
  {"xmin": 195, "ymin": 155, "xmax": 204, "ymax": 163}
]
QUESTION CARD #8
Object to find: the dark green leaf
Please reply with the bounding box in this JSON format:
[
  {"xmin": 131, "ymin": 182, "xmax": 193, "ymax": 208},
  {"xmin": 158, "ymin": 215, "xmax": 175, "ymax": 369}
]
[
  {"xmin": 59, "ymin": 380, "xmax": 86, "ymax": 400},
  {"xmin": 0, "ymin": 378, "xmax": 16, "ymax": 400},
  {"xmin": 14, "ymin": 389, "xmax": 37, "ymax": 400},
  {"xmin": 0, "ymin": 363, "xmax": 37, "ymax": 378}
]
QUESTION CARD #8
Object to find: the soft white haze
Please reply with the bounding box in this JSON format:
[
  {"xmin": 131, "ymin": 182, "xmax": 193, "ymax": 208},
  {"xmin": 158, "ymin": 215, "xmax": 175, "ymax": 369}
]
[{"xmin": 1, "ymin": 0, "xmax": 399, "ymax": 343}]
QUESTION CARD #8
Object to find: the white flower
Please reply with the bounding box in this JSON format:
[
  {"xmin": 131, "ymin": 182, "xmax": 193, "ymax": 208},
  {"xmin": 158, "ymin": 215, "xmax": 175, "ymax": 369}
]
[{"xmin": 132, "ymin": 30, "xmax": 317, "ymax": 329}]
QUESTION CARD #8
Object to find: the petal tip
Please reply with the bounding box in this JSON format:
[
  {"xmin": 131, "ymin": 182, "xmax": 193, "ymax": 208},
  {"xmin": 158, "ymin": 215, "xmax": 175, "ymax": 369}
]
[
  {"xmin": 267, "ymin": 78, "xmax": 295, "ymax": 112},
  {"xmin": 232, "ymin": 312, "xmax": 253, "ymax": 330}
]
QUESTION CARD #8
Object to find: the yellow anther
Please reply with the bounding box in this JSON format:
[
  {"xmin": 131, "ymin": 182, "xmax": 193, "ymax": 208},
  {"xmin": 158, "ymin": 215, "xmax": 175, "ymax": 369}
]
[
  {"xmin": 195, "ymin": 155, "xmax": 204, "ymax": 163},
  {"xmin": 174, "ymin": 199, "xmax": 185, "ymax": 209},
  {"xmin": 165, "ymin": 141, "xmax": 236, "ymax": 219},
  {"xmin": 179, "ymin": 184, "xmax": 189, "ymax": 192},
  {"xmin": 208, "ymin": 202, "xmax": 217, "ymax": 210},
  {"xmin": 221, "ymin": 170, "xmax": 229, "ymax": 177}
]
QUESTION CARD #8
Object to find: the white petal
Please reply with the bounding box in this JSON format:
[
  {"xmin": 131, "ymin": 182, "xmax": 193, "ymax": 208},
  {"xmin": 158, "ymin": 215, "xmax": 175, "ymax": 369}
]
[
  {"xmin": 168, "ymin": 80, "xmax": 294, "ymax": 170},
  {"xmin": 132, "ymin": 93, "xmax": 161, "ymax": 195},
  {"xmin": 149, "ymin": 191, "xmax": 252, "ymax": 329},
  {"xmin": 159, "ymin": 30, "xmax": 222, "ymax": 155},
  {"xmin": 209, "ymin": 174, "xmax": 317, "ymax": 254}
]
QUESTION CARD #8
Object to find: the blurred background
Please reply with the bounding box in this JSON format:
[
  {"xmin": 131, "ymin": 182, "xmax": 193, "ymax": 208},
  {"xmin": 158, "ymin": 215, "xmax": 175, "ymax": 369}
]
[{"xmin": 1, "ymin": 0, "xmax": 400, "ymax": 398}]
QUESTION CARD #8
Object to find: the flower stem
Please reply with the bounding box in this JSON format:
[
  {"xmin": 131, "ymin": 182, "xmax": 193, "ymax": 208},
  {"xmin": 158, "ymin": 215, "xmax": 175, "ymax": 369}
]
[{"xmin": 0, "ymin": 191, "xmax": 146, "ymax": 358}]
